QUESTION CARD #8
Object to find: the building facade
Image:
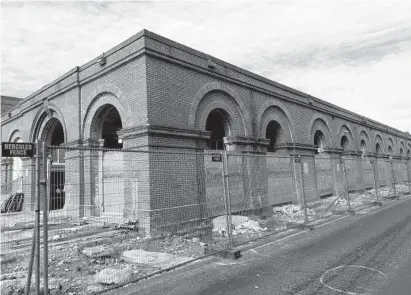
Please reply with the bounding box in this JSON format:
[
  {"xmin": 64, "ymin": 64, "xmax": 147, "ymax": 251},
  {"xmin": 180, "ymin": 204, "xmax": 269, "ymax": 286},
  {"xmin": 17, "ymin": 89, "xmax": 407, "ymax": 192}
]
[{"xmin": 1, "ymin": 30, "xmax": 411, "ymax": 231}]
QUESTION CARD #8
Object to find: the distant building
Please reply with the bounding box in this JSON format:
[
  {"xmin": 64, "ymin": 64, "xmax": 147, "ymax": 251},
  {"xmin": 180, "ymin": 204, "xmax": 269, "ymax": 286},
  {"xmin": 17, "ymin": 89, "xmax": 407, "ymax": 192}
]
[{"xmin": 1, "ymin": 96, "xmax": 23, "ymax": 116}]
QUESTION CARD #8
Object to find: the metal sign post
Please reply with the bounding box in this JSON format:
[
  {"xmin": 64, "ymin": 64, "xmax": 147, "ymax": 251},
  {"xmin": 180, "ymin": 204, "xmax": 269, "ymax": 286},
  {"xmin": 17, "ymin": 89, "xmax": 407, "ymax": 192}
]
[
  {"xmin": 42, "ymin": 143, "xmax": 50, "ymax": 295},
  {"xmin": 35, "ymin": 140, "xmax": 41, "ymax": 295}
]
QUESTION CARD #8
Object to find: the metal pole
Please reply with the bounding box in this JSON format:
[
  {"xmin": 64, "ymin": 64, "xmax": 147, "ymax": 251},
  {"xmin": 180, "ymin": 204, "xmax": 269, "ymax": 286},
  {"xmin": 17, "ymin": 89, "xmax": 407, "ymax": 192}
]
[
  {"xmin": 42, "ymin": 142, "xmax": 50, "ymax": 295},
  {"xmin": 341, "ymin": 158, "xmax": 352, "ymax": 212},
  {"xmin": 391, "ymin": 160, "xmax": 398, "ymax": 199},
  {"xmin": 25, "ymin": 211, "xmax": 37, "ymax": 295},
  {"xmin": 35, "ymin": 140, "xmax": 41, "ymax": 295},
  {"xmin": 221, "ymin": 151, "xmax": 233, "ymax": 249},
  {"xmin": 371, "ymin": 159, "xmax": 380, "ymax": 204},
  {"xmin": 407, "ymin": 160, "xmax": 411, "ymax": 193},
  {"xmin": 297, "ymin": 156, "xmax": 309, "ymax": 225}
]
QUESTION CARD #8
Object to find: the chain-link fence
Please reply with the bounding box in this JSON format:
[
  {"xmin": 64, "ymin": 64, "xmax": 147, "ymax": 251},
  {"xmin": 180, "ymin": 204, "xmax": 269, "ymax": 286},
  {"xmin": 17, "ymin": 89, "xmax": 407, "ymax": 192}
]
[{"xmin": 1, "ymin": 144, "xmax": 411, "ymax": 294}]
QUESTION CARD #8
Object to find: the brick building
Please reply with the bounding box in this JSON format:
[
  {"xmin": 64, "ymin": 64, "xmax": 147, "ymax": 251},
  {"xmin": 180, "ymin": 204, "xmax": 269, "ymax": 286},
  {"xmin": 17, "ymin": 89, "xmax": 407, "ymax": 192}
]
[{"xmin": 1, "ymin": 29, "xmax": 411, "ymax": 231}]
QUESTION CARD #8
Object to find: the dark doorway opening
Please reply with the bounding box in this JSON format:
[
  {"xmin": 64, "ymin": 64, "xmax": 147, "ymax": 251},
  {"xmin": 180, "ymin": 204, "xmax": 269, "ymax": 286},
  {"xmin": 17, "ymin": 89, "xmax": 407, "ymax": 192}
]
[
  {"xmin": 206, "ymin": 109, "xmax": 229, "ymax": 150},
  {"xmin": 266, "ymin": 121, "xmax": 283, "ymax": 152},
  {"xmin": 102, "ymin": 106, "xmax": 123, "ymax": 149}
]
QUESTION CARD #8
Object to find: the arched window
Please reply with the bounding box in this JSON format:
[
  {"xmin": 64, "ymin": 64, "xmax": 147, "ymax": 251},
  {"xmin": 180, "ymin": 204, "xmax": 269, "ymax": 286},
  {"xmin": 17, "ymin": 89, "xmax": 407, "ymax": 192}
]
[
  {"xmin": 314, "ymin": 130, "xmax": 325, "ymax": 154},
  {"xmin": 205, "ymin": 109, "xmax": 230, "ymax": 150},
  {"xmin": 376, "ymin": 143, "xmax": 381, "ymax": 154},
  {"xmin": 360, "ymin": 139, "xmax": 367, "ymax": 153},
  {"xmin": 90, "ymin": 105, "xmax": 123, "ymax": 149},
  {"xmin": 265, "ymin": 121, "xmax": 283, "ymax": 152},
  {"xmin": 340, "ymin": 135, "xmax": 349, "ymax": 150}
]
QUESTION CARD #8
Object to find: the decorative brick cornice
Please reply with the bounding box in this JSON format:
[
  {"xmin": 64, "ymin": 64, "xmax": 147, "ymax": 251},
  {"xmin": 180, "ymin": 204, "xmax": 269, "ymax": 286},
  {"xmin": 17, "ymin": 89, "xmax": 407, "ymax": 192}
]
[
  {"xmin": 376, "ymin": 153, "xmax": 390, "ymax": 159},
  {"xmin": 321, "ymin": 147, "xmax": 344, "ymax": 155},
  {"xmin": 224, "ymin": 136, "xmax": 268, "ymax": 146},
  {"xmin": 118, "ymin": 124, "xmax": 211, "ymax": 141},
  {"xmin": 362, "ymin": 152, "xmax": 377, "ymax": 158},
  {"xmin": 342, "ymin": 149, "xmax": 362, "ymax": 156},
  {"xmin": 276, "ymin": 142, "xmax": 317, "ymax": 152}
]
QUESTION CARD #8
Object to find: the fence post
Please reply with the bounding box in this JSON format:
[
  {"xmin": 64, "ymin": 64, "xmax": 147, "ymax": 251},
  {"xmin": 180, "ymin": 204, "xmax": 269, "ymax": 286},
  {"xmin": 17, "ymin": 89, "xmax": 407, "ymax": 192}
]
[
  {"xmin": 222, "ymin": 151, "xmax": 233, "ymax": 249},
  {"xmin": 34, "ymin": 140, "xmax": 41, "ymax": 295},
  {"xmin": 390, "ymin": 159, "xmax": 398, "ymax": 199},
  {"xmin": 406, "ymin": 160, "xmax": 411, "ymax": 193},
  {"xmin": 42, "ymin": 142, "xmax": 50, "ymax": 295},
  {"xmin": 25, "ymin": 142, "xmax": 39, "ymax": 294},
  {"xmin": 295, "ymin": 155, "xmax": 309, "ymax": 225},
  {"xmin": 371, "ymin": 159, "xmax": 381, "ymax": 205},
  {"xmin": 341, "ymin": 158, "xmax": 354, "ymax": 214}
]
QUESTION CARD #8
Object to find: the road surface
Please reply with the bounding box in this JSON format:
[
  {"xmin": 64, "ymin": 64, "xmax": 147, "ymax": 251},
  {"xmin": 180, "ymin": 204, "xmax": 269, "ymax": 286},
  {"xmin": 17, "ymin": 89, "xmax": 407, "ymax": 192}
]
[{"xmin": 108, "ymin": 196, "xmax": 411, "ymax": 295}]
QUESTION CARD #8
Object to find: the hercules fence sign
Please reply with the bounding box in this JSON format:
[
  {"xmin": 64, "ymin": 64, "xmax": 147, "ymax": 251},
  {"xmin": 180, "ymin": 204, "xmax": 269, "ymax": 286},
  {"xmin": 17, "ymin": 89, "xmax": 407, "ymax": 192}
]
[{"xmin": 2, "ymin": 142, "xmax": 35, "ymax": 157}]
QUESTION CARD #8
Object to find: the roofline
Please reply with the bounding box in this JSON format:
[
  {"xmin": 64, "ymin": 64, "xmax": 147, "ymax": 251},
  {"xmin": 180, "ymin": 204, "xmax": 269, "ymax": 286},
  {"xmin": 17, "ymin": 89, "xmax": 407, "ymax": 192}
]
[{"xmin": 2, "ymin": 29, "xmax": 410, "ymax": 139}]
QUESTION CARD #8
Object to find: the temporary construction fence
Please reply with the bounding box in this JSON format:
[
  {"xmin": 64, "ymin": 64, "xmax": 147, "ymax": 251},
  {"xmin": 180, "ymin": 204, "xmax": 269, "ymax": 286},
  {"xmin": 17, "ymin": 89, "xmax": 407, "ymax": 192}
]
[{"xmin": 1, "ymin": 143, "xmax": 411, "ymax": 295}]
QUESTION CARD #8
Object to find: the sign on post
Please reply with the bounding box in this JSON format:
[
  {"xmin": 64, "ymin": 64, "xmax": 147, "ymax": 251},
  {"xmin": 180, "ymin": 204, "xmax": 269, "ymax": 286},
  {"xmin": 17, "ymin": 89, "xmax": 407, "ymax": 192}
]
[
  {"xmin": 303, "ymin": 162, "xmax": 309, "ymax": 174},
  {"xmin": 211, "ymin": 153, "xmax": 222, "ymax": 162},
  {"xmin": 2, "ymin": 142, "xmax": 35, "ymax": 157}
]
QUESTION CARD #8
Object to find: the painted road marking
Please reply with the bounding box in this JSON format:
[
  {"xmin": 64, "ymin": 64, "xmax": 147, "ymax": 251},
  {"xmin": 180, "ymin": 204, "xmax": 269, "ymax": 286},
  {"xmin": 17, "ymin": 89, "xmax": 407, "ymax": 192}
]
[{"xmin": 320, "ymin": 265, "xmax": 387, "ymax": 295}]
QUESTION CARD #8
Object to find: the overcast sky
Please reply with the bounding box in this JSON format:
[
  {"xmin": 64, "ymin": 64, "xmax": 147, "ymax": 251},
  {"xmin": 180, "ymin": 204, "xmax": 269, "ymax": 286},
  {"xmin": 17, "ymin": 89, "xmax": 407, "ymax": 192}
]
[{"xmin": 1, "ymin": 0, "xmax": 411, "ymax": 132}]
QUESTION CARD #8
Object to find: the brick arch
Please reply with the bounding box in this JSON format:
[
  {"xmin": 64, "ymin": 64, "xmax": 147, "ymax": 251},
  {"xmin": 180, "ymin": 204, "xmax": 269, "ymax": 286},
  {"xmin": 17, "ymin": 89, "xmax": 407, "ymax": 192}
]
[
  {"xmin": 374, "ymin": 133, "xmax": 385, "ymax": 154},
  {"xmin": 359, "ymin": 128, "xmax": 373, "ymax": 152},
  {"xmin": 309, "ymin": 116, "xmax": 332, "ymax": 147},
  {"xmin": 387, "ymin": 137, "xmax": 395, "ymax": 154},
  {"xmin": 399, "ymin": 140, "xmax": 405, "ymax": 155},
  {"xmin": 39, "ymin": 117, "xmax": 64, "ymax": 145},
  {"xmin": 258, "ymin": 106, "xmax": 294, "ymax": 143},
  {"xmin": 189, "ymin": 82, "xmax": 250, "ymax": 136},
  {"xmin": 195, "ymin": 95, "xmax": 245, "ymax": 137},
  {"xmin": 337, "ymin": 122, "xmax": 355, "ymax": 150},
  {"xmin": 82, "ymin": 92, "xmax": 132, "ymax": 141},
  {"xmin": 30, "ymin": 103, "xmax": 68, "ymax": 143},
  {"xmin": 257, "ymin": 101, "xmax": 295, "ymax": 142}
]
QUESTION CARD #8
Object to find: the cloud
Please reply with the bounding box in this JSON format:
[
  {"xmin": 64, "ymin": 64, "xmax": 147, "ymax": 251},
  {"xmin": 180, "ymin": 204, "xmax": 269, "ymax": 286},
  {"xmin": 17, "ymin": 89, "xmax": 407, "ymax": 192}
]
[{"xmin": 1, "ymin": 0, "xmax": 411, "ymax": 132}]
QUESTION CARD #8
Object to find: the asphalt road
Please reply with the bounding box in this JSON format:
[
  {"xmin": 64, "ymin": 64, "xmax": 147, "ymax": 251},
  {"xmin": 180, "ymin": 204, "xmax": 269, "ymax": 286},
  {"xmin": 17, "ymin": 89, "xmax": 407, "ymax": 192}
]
[{"xmin": 108, "ymin": 196, "xmax": 411, "ymax": 295}]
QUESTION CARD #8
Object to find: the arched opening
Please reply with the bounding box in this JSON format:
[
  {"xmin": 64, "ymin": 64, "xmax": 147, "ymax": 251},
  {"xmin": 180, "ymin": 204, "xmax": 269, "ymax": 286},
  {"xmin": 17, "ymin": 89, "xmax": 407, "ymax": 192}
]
[
  {"xmin": 408, "ymin": 149, "xmax": 411, "ymax": 157},
  {"xmin": 40, "ymin": 118, "xmax": 66, "ymax": 211},
  {"xmin": 314, "ymin": 130, "xmax": 326, "ymax": 154},
  {"xmin": 360, "ymin": 139, "xmax": 367, "ymax": 153},
  {"xmin": 388, "ymin": 146, "xmax": 393, "ymax": 155},
  {"xmin": 400, "ymin": 148, "xmax": 404, "ymax": 157},
  {"xmin": 101, "ymin": 106, "xmax": 123, "ymax": 149},
  {"xmin": 376, "ymin": 143, "xmax": 381, "ymax": 154},
  {"xmin": 265, "ymin": 121, "xmax": 283, "ymax": 152},
  {"xmin": 48, "ymin": 120, "xmax": 65, "ymax": 163},
  {"xmin": 340, "ymin": 135, "xmax": 349, "ymax": 150},
  {"xmin": 205, "ymin": 109, "xmax": 230, "ymax": 150}
]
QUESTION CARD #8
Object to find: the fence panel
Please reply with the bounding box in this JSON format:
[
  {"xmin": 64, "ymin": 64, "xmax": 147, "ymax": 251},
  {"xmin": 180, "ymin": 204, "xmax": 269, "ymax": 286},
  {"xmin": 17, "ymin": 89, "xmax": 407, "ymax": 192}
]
[
  {"xmin": 1, "ymin": 153, "xmax": 38, "ymax": 294},
  {"xmin": 362, "ymin": 158, "xmax": 374, "ymax": 189},
  {"xmin": 266, "ymin": 154, "xmax": 296, "ymax": 205},
  {"xmin": 2, "ymin": 146, "xmax": 410, "ymax": 294},
  {"xmin": 314, "ymin": 156, "xmax": 334, "ymax": 197},
  {"xmin": 21, "ymin": 146, "xmax": 230, "ymax": 294},
  {"xmin": 343, "ymin": 156, "xmax": 357, "ymax": 191},
  {"xmin": 225, "ymin": 153, "xmax": 303, "ymax": 247}
]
